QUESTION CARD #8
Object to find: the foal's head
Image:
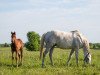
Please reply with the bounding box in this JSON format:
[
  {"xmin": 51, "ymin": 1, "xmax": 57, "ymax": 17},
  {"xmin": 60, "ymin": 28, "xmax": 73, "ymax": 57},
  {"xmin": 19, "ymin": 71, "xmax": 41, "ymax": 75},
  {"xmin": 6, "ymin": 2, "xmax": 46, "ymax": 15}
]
[{"xmin": 11, "ymin": 32, "xmax": 16, "ymax": 43}]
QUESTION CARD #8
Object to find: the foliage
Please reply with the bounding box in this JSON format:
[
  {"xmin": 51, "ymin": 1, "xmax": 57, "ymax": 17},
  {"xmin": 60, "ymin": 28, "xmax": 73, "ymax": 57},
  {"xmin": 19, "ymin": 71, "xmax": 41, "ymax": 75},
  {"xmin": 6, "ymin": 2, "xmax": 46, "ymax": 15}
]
[
  {"xmin": 90, "ymin": 43, "xmax": 100, "ymax": 49},
  {"xmin": 0, "ymin": 47, "xmax": 100, "ymax": 75},
  {"xmin": 25, "ymin": 31, "xmax": 40, "ymax": 51},
  {"xmin": 0, "ymin": 43, "xmax": 10, "ymax": 47}
]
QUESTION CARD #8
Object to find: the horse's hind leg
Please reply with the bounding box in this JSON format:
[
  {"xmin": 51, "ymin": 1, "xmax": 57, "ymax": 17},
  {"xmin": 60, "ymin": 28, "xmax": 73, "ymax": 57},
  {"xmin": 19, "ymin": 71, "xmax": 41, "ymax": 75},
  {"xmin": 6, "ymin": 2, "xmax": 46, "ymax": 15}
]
[
  {"xmin": 42, "ymin": 47, "xmax": 50, "ymax": 67},
  {"xmin": 66, "ymin": 49, "xmax": 74, "ymax": 65},
  {"xmin": 49, "ymin": 46, "xmax": 55, "ymax": 66}
]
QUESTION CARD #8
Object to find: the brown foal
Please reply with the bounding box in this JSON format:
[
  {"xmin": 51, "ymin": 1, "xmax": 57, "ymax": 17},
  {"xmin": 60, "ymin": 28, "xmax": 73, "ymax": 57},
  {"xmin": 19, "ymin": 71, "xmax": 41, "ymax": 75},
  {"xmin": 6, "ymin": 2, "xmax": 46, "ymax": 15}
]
[{"xmin": 11, "ymin": 32, "xmax": 23, "ymax": 67}]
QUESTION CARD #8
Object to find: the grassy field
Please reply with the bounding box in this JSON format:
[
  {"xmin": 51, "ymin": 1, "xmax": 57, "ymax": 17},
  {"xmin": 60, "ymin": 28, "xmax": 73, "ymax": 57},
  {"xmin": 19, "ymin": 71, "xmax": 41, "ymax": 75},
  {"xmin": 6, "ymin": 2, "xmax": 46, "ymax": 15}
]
[{"xmin": 0, "ymin": 47, "xmax": 100, "ymax": 75}]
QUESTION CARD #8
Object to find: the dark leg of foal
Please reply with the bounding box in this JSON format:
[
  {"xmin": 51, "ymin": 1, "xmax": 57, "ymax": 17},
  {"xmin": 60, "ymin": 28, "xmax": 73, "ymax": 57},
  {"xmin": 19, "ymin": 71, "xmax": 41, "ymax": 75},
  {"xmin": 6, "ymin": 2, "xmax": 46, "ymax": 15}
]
[
  {"xmin": 66, "ymin": 48, "xmax": 74, "ymax": 65},
  {"xmin": 42, "ymin": 47, "xmax": 50, "ymax": 68},
  {"xmin": 49, "ymin": 46, "xmax": 55, "ymax": 66},
  {"xmin": 12, "ymin": 51, "xmax": 14, "ymax": 66}
]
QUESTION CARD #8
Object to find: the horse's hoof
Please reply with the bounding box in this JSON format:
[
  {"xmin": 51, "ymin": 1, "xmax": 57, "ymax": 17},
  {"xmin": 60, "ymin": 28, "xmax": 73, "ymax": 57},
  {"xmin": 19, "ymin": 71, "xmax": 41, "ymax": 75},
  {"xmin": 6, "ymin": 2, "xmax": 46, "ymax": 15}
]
[
  {"xmin": 51, "ymin": 63, "xmax": 54, "ymax": 66},
  {"xmin": 42, "ymin": 65, "xmax": 44, "ymax": 68},
  {"xmin": 42, "ymin": 64, "xmax": 45, "ymax": 68},
  {"xmin": 20, "ymin": 63, "xmax": 23, "ymax": 66},
  {"xmin": 66, "ymin": 63, "xmax": 69, "ymax": 66}
]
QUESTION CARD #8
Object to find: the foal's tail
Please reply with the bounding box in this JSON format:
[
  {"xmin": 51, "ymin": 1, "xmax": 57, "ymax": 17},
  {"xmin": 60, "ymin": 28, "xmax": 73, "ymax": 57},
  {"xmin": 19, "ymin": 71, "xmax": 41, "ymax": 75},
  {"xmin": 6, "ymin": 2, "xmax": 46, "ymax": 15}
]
[{"xmin": 40, "ymin": 33, "xmax": 45, "ymax": 59}]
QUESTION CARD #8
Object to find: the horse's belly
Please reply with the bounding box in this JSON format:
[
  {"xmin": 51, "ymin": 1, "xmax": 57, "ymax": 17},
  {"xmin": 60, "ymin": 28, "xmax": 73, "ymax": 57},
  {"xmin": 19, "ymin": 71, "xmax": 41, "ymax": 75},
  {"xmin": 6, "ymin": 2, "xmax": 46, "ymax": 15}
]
[{"xmin": 57, "ymin": 41, "xmax": 72, "ymax": 49}]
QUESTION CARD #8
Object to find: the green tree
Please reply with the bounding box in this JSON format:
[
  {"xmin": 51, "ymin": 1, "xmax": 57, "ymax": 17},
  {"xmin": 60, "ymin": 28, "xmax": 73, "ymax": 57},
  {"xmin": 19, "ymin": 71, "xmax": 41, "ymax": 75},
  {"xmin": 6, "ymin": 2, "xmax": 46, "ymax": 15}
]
[
  {"xmin": 89, "ymin": 43, "xmax": 93, "ymax": 49},
  {"xmin": 25, "ymin": 31, "xmax": 40, "ymax": 51}
]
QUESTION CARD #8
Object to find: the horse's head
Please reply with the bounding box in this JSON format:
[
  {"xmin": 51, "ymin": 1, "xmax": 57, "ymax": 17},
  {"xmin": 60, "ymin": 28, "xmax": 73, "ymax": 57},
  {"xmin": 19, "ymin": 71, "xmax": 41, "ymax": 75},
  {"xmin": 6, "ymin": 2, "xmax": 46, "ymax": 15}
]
[
  {"xmin": 84, "ymin": 52, "xmax": 91, "ymax": 64},
  {"xmin": 11, "ymin": 31, "xmax": 16, "ymax": 43}
]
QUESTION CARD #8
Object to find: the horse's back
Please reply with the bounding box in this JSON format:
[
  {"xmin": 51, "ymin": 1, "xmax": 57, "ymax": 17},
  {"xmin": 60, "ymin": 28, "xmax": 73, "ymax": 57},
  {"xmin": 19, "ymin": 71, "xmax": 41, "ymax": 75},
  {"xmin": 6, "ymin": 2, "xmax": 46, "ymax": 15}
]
[
  {"xmin": 44, "ymin": 30, "xmax": 89, "ymax": 49},
  {"xmin": 54, "ymin": 30, "xmax": 74, "ymax": 48},
  {"xmin": 44, "ymin": 30, "xmax": 73, "ymax": 48}
]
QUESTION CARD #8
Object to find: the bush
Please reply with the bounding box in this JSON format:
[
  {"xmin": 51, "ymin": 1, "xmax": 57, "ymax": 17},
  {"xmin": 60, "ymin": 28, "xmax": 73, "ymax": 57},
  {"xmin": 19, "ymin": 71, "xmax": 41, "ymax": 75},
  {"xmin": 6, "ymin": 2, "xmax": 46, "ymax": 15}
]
[{"xmin": 25, "ymin": 31, "xmax": 40, "ymax": 51}]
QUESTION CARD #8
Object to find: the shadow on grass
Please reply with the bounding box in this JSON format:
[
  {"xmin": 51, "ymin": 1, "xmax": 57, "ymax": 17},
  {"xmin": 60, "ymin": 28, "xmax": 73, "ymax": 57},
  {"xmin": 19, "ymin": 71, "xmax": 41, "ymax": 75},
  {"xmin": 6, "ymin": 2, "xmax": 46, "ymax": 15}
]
[
  {"xmin": 0, "ymin": 62, "xmax": 13, "ymax": 67},
  {"xmin": 0, "ymin": 62, "xmax": 24, "ymax": 68}
]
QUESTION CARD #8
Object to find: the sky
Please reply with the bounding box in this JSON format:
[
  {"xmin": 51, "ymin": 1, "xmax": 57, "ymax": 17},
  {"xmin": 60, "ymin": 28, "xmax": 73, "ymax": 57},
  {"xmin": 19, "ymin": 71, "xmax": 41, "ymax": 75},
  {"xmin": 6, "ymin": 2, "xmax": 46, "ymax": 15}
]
[{"xmin": 0, "ymin": 0, "xmax": 100, "ymax": 43}]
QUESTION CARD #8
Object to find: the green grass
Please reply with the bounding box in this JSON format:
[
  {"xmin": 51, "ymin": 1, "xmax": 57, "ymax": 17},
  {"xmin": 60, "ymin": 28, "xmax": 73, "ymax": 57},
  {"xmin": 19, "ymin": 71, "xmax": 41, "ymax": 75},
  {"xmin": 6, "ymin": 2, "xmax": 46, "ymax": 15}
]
[{"xmin": 0, "ymin": 47, "xmax": 100, "ymax": 75}]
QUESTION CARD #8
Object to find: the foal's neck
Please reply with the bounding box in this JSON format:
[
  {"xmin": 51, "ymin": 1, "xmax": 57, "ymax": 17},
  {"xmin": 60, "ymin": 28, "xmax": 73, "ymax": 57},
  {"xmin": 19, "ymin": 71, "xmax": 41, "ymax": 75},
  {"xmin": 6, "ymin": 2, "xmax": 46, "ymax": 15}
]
[{"xmin": 13, "ymin": 38, "xmax": 17, "ymax": 44}]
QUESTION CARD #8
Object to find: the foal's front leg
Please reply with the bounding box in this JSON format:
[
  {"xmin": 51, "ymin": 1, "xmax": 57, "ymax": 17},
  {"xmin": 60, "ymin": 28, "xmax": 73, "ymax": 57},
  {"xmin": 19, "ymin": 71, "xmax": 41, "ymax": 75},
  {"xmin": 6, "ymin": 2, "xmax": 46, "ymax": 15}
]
[
  {"xmin": 12, "ymin": 51, "xmax": 14, "ymax": 66},
  {"xmin": 16, "ymin": 51, "xmax": 19, "ymax": 68}
]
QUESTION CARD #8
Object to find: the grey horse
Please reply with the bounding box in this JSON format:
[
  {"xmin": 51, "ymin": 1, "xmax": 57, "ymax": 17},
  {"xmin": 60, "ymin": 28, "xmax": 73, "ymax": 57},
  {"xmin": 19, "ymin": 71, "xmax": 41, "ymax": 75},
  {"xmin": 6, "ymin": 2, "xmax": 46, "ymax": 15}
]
[{"xmin": 40, "ymin": 30, "xmax": 91, "ymax": 67}]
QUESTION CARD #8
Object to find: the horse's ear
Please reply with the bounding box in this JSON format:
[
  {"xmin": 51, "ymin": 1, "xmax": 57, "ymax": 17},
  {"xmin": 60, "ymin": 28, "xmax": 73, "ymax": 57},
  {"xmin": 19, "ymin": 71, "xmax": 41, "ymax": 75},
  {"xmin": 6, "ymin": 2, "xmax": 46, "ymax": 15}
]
[{"xmin": 88, "ymin": 52, "xmax": 90, "ymax": 55}]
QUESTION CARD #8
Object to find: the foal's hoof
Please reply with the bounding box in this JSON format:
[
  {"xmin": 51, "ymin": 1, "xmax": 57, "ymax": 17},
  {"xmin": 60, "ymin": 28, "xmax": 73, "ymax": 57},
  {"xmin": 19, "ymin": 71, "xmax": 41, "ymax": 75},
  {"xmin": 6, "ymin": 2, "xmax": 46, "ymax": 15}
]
[
  {"xmin": 11, "ymin": 64, "xmax": 13, "ymax": 67},
  {"xmin": 18, "ymin": 63, "xmax": 22, "ymax": 66},
  {"xmin": 16, "ymin": 66, "xmax": 18, "ymax": 68},
  {"xmin": 20, "ymin": 63, "xmax": 23, "ymax": 66}
]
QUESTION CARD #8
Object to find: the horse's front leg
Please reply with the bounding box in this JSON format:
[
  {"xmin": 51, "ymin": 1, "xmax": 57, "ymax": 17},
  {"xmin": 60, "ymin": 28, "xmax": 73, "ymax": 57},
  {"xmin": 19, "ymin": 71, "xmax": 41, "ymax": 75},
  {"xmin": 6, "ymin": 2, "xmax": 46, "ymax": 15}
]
[{"xmin": 66, "ymin": 49, "xmax": 74, "ymax": 65}]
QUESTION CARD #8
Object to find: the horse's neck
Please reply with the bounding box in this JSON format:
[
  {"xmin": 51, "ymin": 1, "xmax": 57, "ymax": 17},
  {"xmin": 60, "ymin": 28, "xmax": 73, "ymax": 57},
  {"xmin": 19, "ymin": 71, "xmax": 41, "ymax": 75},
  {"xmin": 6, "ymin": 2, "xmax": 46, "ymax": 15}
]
[
  {"xmin": 83, "ymin": 45, "xmax": 89, "ymax": 58},
  {"xmin": 83, "ymin": 38, "xmax": 90, "ymax": 57}
]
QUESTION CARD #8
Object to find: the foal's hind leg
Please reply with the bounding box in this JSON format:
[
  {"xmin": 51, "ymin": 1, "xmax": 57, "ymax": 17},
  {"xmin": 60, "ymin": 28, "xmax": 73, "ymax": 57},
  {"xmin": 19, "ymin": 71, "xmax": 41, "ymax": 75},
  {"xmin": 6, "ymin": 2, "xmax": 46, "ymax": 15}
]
[
  {"xmin": 49, "ymin": 46, "xmax": 55, "ymax": 66},
  {"xmin": 66, "ymin": 49, "xmax": 74, "ymax": 65},
  {"xmin": 20, "ymin": 49, "xmax": 23, "ymax": 65},
  {"xmin": 18, "ymin": 51, "xmax": 21, "ymax": 65}
]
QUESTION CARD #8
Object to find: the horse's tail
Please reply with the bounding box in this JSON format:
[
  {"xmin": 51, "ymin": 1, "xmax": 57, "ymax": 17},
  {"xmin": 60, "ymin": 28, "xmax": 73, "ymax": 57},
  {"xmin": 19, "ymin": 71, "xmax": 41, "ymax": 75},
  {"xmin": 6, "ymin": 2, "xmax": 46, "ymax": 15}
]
[{"xmin": 40, "ymin": 33, "xmax": 45, "ymax": 59}]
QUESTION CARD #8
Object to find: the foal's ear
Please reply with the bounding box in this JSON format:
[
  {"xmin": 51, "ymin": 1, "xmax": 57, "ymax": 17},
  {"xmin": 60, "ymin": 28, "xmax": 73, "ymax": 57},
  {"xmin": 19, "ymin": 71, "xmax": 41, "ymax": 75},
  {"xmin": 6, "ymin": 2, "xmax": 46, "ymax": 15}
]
[
  {"xmin": 14, "ymin": 31, "xmax": 16, "ymax": 34},
  {"xmin": 11, "ymin": 32, "xmax": 13, "ymax": 34}
]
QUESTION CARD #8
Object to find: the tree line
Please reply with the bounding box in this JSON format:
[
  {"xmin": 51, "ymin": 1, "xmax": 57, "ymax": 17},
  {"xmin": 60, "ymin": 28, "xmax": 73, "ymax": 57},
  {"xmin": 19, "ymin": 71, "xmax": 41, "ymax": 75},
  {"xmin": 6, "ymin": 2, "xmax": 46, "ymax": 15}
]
[
  {"xmin": 0, "ymin": 31, "xmax": 100, "ymax": 50},
  {"xmin": 89, "ymin": 43, "xmax": 100, "ymax": 49}
]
